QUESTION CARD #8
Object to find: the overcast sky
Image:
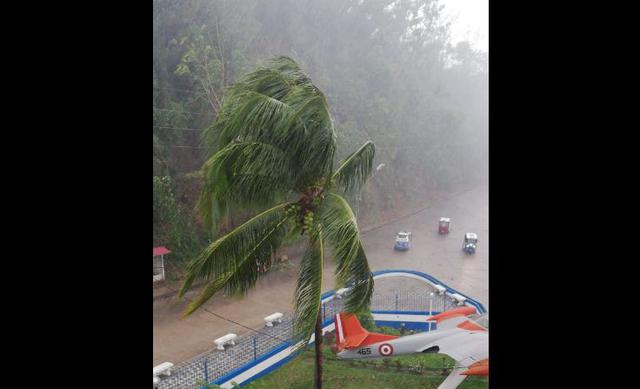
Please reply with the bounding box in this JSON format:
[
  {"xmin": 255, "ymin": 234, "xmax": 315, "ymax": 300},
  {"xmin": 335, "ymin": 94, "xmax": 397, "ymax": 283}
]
[{"xmin": 440, "ymin": 0, "xmax": 488, "ymax": 52}]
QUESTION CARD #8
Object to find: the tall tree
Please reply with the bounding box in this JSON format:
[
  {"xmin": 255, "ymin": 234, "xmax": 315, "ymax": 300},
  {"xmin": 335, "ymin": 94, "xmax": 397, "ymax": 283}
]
[{"xmin": 179, "ymin": 57, "xmax": 376, "ymax": 389}]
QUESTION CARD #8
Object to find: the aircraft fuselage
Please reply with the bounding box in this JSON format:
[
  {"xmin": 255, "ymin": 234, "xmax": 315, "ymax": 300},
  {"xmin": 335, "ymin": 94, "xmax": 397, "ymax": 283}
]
[{"xmin": 337, "ymin": 328, "xmax": 458, "ymax": 359}]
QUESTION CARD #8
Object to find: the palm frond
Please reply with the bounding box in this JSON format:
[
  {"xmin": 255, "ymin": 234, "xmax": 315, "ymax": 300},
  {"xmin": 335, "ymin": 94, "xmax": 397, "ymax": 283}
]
[
  {"xmin": 317, "ymin": 193, "xmax": 359, "ymax": 287},
  {"xmin": 317, "ymin": 192, "xmax": 373, "ymax": 313},
  {"xmin": 179, "ymin": 203, "xmax": 293, "ymax": 315},
  {"xmin": 218, "ymin": 91, "xmax": 296, "ymax": 148},
  {"xmin": 282, "ymin": 85, "xmax": 336, "ymax": 188},
  {"xmin": 292, "ymin": 230, "xmax": 324, "ymax": 347},
  {"xmin": 197, "ymin": 142, "xmax": 295, "ymax": 231},
  {"xmin": 212, "ymin": 57, "xmax": 312, "ymax": 145},
  {"xmin": 341, "ymin": 243, "xmax": 374, "ymax": 313},
  {"xmin": 201, "ymin": 57, "xmax": 336, "ymax": 193},
  {"xmin": 332, "ymin": 141, "xmax": 375, "ymax": 193}
]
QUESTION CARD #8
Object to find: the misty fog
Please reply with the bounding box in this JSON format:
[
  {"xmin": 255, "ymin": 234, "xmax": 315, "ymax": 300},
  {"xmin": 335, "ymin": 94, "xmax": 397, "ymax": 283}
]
[{"xmin": 154, "ymin": 0, "xmax": 487, "ymax": 264}]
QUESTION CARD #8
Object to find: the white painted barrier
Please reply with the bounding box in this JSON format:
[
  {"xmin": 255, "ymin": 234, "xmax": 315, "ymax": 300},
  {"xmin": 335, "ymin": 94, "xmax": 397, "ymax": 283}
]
[
  {"xmin": 264, "ymin": 312, "xmax": 283, "ymax": 327},
  {"xmin": 214, "ymin": 333, "xmax": 238, "ymax": 350},
  {"xmin": 153, "ymin": 362, "xmax": 173, "ymax": 377},
  {"xmin": 335, "ymin": 288, "xmax": 350, "ymax": 298},
  {"xmin": 449, "ymin": 293, "xmax": 467, "ymax": 306},
  {"xmin": 433, "ymin": 284, "xmax": 447, "ymax": 295}
]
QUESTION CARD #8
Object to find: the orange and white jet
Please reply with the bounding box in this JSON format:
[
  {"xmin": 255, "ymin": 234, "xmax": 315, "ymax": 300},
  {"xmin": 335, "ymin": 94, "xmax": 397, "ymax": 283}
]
[{"xmin": 334, "ymin": 306, "xmax": 488, "ymax": 389}]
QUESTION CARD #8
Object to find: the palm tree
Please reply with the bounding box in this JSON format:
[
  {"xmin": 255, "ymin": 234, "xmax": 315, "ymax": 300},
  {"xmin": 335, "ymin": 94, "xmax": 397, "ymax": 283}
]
[{"xmin": 179, "ymin": 57, "xmax": 376, "ymax": 389}]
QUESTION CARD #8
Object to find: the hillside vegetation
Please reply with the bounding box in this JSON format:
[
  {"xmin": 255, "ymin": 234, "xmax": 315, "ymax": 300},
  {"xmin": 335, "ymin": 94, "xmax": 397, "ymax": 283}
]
[{"xmin": 153, "ymin": 0, "xmax": 487, "ymax": 268}]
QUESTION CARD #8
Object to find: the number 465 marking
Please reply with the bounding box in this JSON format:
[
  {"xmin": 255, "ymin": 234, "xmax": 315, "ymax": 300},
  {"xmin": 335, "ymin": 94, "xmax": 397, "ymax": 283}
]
[{"xmin": 357, "ymin": 348, "xmax": 371, "ymax": 355}]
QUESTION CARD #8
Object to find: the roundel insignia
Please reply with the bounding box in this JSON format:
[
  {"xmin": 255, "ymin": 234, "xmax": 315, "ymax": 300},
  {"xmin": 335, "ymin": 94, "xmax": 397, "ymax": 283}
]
[{"xmin": 378, "ymin": 343, "xmax": 394, "ymax": 356}]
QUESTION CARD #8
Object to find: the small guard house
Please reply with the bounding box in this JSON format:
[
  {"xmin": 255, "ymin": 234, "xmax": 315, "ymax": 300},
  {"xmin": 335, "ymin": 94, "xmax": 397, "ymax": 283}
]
[{"xmin": 153, "ymin": 246, "xmax": 171, "ymax": 282}]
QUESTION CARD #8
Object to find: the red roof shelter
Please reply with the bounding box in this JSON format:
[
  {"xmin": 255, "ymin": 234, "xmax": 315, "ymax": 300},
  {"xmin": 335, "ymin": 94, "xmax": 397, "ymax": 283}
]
[
  {"xmin": 153, "ymin": 246, "xmax": 171, "ymax": 257},
  {"xmin": 153, "ymin": 246, "xmax": 171, "ymax": 282}
]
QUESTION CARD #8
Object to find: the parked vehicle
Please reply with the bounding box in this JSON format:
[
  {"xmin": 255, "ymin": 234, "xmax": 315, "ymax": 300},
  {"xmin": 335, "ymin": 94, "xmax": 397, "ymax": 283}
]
[
  {"xmin": 462, "ymin": 233, "xmax": 478, "ymax": 254},
  {"xmin": 394, "ymin": 231, "xmax": 412, "ymax": 251}
]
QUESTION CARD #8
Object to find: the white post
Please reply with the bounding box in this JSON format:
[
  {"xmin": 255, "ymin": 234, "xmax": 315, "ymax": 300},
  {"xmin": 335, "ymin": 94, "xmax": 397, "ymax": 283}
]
[
  {"xmin": 161, "ymin": 255, "xmax": 165, "ymax": 281},
  {"xmin": 429, "ymin": 292, "xmax": 434, "ymax": 331}
]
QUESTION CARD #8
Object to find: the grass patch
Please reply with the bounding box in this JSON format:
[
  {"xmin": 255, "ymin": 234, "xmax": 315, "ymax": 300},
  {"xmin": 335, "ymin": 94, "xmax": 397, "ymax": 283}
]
[{"xmin": 246, "ymin": 346, "xmax": 487, "ymax": 388}]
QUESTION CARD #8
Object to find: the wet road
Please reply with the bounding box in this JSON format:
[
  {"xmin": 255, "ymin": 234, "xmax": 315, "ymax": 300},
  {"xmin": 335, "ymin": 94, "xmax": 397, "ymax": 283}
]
[
  {"xmin": 361, "ymin": 185, "xmax": 488, "ymax": 306},
  {"xmin": 153, "ymin": 185, "xmax": 487, "ymax": 365}
]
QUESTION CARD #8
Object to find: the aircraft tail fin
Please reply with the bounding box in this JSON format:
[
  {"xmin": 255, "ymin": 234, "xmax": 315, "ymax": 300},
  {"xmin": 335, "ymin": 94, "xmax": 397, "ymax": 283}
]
[{"xmin": 334, "ymin": 312, "xmax": 398, "ymax": 352}]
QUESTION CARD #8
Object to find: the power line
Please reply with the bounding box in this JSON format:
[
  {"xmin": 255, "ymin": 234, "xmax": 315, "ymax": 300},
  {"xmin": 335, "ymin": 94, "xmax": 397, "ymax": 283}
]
[
  {"xmin": 154, "ymin": 85, "xmax": 197, "ymax": 93},
  {"xmin": 360, "ymin": 186, "xmax": 477, "ymax": 236},
  {"xmin": 360, "ymin": 207, "xmax": 432, "ymax": 236},
  {"xmin": 154, "ymin": 125, "xmax": 203, "ymax": 132},
  {"xmin": 154, "ymin": 144, "xmax": 207, "ymax": 149},
  {"xmin": 153, "ymin": 107, "xmax": 212, "ymax": 116}
]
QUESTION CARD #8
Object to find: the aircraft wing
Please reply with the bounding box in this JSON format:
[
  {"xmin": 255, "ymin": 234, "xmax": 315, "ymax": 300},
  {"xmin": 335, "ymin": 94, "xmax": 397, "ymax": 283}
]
[
  {"xmin": 429, "ymin": 332, "xmax": 488, "ymax": 389},
  {"xmin": 437, "ymin": 369, "xmax": 469, "ymax": 389},
  {"xmin": 428, "ymin": 306, "xmax": 477, "ymax": 330},
  {"xmin": 426, "ymin": 307, "xmax": 488, "ymax": 362},
  {"xmin": 425, "ymin": 307, "xmax": 489, "ymax": 389},
  {"xmin": 422, "ymin": 330, "xmax": 488, "ymax": 365},
  {"xmin": 430, "ymin": 315, "xmax": 470, "ymax": 331}
]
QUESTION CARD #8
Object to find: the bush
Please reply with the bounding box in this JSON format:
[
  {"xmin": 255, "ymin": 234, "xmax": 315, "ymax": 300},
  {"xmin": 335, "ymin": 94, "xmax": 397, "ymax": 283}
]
[
  {"xmin": 377, "ymin": 326, "xmax": 402, "ymax": 336},
  {"xmin": 355, "ymin": 308, "xmax": 377, "ymax": 332},
  {"xmin": 153, "ymin": 175, "xmax": 207, "ymax": 266},
  {"xmin": 197, "ymin": 381, "xmax": 222, "ymax": 388}
]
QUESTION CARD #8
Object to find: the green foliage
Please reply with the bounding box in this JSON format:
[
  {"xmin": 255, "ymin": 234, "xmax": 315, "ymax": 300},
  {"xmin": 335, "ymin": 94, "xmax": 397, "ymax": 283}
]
[
  {"xmin": 197, "ymin": 381, "xmax": 221, "ymax": 389},
  {"xmin": 376, "ymin": 326, "xmax": 403, "ymax": 336},
  {"xmin": 154, "ymin": 0, "xmax": 488, "ymax": 243},
  {"xmin": 197, "ymin": 381, "xmax": 240, "ymax": 389},
  {"xmin": 354, "ymin": 308, "xmax": 376, "ymax": 332},
  {"xmin": 179, "ymin": 202, "xmax": 293, "ymax": 314},
  {"xmin": 181, "ymin": 58, "xmax": 375, "ymax": 355},
  {"xmin": 197, "ymin": 141, "xmax": 295, "ymax": 231},
  {"xmin": 175, "ymin": 24, "xmax": 225, "ymax": 112},
  {"xmin": 332, "ymin": 141, "xmax": 375, "ymax": 194},
  {"xmin": 293, "ymin": 231, "xmax": 324, "ymax": 342},
  {"xmin": 200, "ymin": 57, "xmax": 337, "ymax": 221},
  {"xmin": 153, "ymin": 176, "xmax": 205, "ymax": 265},
  {"xmin": 317, "ymin": 193, "xmax": 373, "ymax": 312}
]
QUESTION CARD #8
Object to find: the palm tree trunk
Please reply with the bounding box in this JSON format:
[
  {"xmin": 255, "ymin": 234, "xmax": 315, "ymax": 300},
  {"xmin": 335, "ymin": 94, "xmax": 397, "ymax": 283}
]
[{"xmin": 314, "ymin": 308, "xmax": 323, "ymax": 389}]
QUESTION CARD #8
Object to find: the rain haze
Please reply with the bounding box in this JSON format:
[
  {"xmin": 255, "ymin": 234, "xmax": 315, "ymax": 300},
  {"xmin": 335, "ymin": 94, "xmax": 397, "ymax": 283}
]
[
  {"xmin": 153, "ymin": 0, "xmax": 488, "ymax": 387},
  {"xmin": 442, "ymin": 0, "xmax": 488, "ymax": 52}
]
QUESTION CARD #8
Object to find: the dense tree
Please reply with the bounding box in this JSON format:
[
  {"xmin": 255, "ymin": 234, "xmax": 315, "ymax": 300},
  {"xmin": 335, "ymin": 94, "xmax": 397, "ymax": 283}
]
[{"xmin": 153, "ymin": 176, "xmax": 204, "ymax": 264}]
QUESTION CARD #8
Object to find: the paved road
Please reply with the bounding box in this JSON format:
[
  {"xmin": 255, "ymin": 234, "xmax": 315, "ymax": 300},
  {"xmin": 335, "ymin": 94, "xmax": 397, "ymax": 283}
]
[
  {"xmin": 153, "ymin": 186, "xmax": 487, "ymax": 365},
  {"xmin": 361, "ymin": 185, "xmax": 488, "ymax": 306}
]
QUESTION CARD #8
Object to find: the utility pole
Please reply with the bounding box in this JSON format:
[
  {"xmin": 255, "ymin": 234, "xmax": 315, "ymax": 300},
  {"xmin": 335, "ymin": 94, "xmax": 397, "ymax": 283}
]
[
  {"xmin": 356, "ymin": 163, "xmax": 385, "ymax": 218},
  {"xmin": 429, "ymin": 292, "xmax": 434, "ymax": 331}
]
